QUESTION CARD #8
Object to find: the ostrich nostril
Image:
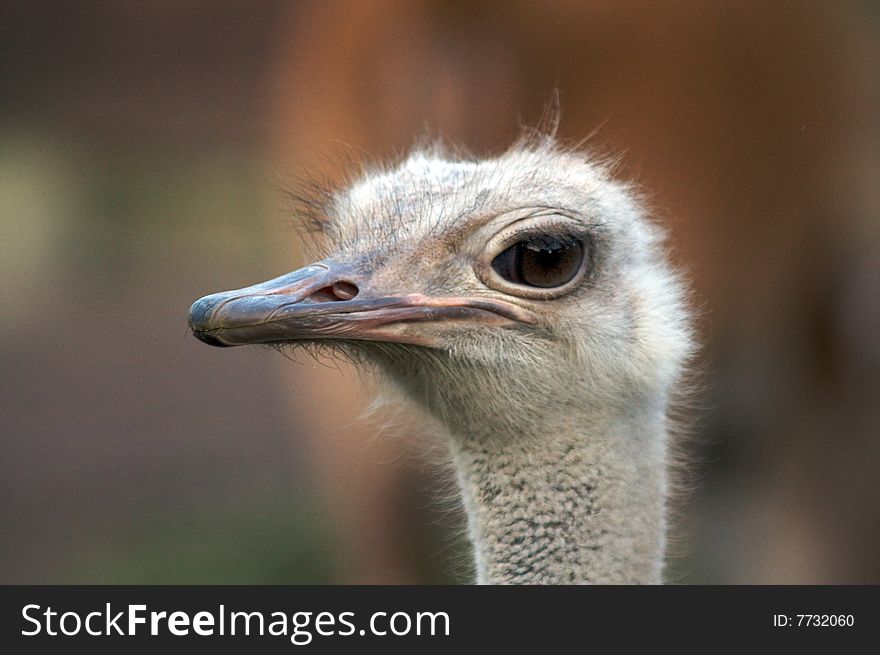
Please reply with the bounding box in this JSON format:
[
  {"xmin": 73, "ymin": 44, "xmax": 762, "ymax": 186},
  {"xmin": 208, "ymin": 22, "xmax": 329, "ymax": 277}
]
[
  {"xmin": 331, "ymin": 281, "xmax": 359, "ymax": 300},
  {"xmin": 307, "ymin": 281, "xmax": 360, "ymax": 303}
]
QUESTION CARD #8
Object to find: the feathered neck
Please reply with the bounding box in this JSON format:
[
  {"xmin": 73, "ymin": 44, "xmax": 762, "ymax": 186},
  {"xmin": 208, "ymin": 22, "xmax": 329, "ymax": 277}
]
[{"xmin": 447, "ymin": 396, "xmax": 670, "ymax": 584}]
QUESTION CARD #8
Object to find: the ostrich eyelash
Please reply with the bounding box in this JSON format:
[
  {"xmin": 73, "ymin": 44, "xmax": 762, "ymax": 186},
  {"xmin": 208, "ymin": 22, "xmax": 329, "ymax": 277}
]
[{"xmin": 496, "ymin": 217, "xmax": 594, "ymax": 251}]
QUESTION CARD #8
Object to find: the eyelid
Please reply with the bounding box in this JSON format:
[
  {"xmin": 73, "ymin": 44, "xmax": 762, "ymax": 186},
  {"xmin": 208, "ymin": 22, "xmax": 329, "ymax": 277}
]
[{"xmin": 489, "ymin": 214, "xmax": 590, "ymax": 258}]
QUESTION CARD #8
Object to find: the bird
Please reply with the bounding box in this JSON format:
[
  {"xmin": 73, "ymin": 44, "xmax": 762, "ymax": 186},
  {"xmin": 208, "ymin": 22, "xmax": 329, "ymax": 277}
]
[{"xmin": 188, "ymin": 131, "xmax": 694, "ymax": 584}]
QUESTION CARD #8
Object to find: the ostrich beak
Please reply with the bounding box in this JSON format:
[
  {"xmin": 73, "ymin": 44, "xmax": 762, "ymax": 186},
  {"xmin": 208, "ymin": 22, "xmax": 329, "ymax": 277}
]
[{"xmin": 188, "ymin": 261, "xmax": 532, "ymax": 348}]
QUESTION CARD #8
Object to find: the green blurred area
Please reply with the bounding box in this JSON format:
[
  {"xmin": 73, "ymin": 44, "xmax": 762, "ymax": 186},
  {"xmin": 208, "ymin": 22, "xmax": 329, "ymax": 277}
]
[{"xmin": 65, "ymin": 489, "xmax": 335, "ymax": 584}]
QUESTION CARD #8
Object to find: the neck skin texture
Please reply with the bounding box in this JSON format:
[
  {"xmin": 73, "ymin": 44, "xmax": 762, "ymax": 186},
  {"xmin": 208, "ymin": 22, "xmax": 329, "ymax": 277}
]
[{"xmin": 448, "ymin": 401, "xmax": 669, "ymax": 585}]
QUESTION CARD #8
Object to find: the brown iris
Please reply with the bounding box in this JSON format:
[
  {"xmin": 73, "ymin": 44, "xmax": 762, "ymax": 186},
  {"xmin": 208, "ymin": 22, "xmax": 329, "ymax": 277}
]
[{"xmin": 491, "ymin": 235, "xmax": 585, "ymax": 288}]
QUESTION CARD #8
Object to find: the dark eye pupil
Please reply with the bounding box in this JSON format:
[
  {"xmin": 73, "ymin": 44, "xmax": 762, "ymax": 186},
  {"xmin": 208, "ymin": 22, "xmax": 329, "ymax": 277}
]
[{"xmin": 491, "ymin": 236, "xmax": 585, "ymax": 288}]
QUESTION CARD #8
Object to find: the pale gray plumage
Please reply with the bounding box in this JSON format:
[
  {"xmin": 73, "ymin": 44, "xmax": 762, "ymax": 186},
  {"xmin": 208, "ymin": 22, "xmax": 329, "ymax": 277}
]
[{"xmin": 190, "ymin": 134, "xmax": 694, "ymax": 584}]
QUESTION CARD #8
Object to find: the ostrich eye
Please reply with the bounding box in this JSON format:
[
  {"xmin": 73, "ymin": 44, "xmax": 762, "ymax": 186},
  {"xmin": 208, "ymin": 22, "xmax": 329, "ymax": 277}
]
[{"xmin": 491, "ymin": 235, "xmax": 585, "ymax": 288}]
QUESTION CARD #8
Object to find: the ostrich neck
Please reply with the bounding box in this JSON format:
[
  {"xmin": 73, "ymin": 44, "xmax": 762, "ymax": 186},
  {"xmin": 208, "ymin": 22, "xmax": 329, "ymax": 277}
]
[{"xmin": 448, "ymin": 403, "xmax": 669, "ymax": 584}]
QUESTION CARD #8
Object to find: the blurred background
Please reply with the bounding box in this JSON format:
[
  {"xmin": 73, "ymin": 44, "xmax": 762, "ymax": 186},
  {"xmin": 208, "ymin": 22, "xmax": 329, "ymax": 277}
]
[{"xmin": 1, "ymin": 0, "xmax": 878, "ymax": 584}]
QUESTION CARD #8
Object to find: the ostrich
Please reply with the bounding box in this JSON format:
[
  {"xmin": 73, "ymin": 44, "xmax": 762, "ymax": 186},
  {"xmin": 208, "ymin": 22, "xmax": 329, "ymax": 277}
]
[{"xmin": 188, "ymin": 134, "xmax": 694, "ymax": 584}]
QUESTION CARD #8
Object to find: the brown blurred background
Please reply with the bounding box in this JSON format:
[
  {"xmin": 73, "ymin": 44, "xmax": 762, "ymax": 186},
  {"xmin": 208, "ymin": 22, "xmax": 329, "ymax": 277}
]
[{"xmin": 1, "ymin": 0, "xmax": 878, "ymax": 583}]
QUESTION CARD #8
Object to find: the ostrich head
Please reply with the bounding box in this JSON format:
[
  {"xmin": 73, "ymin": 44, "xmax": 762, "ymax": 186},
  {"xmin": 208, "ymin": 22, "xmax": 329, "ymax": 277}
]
[{"xmin": 189, "ymin": 137, "xmax": 693, "ymax": 583}]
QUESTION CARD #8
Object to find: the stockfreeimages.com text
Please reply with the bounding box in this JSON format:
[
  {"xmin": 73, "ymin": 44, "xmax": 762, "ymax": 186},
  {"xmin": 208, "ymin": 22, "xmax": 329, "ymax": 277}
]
[{"xmin": 22, "ymin": 604, "xmax": 450, "ymax": 645}]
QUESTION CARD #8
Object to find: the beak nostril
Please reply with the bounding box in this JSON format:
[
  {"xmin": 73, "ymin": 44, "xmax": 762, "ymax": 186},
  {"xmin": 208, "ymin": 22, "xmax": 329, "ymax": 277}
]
[
  {"xmin": 330, "ymin": 281, "xmax": 359, "ymax": 301},
  {"xmin": 308, "ymin": 282, "xmax": 359, "ymax": 303}
]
